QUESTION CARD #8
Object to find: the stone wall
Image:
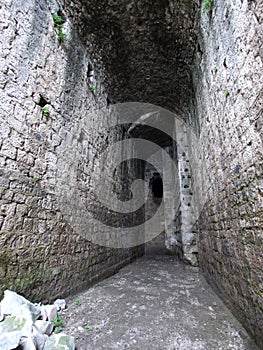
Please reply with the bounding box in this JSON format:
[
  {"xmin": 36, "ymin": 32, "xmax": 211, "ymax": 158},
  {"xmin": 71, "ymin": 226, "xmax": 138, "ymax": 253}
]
[
  {"xmin": 0, "ymin": 0, "xmax": 143, "ymax": 302},
  {"xmin": 192, "ymin": 0, "xmax": 263, "ymax": 345},
  {"xmin": 0, "ymin": 0, "xmax": 262, "ymax": 346}
]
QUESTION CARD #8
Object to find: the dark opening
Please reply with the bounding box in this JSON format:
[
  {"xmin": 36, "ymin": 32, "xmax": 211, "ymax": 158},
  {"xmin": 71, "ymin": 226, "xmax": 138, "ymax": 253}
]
[
  {"xmin": 38, "ymin": 95, "xmax": 49, "ymax": 107},
  {"xmin": 87, "ymin": 62, "xmax": 94, "ymax": 77},
  {"xmin": 152, "ymin": 176, "xmax": 163, "ymax": 198}
]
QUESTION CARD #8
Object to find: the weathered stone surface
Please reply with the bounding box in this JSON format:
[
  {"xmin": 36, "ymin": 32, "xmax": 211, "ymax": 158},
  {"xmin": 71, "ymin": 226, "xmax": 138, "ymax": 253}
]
[
  {"xmin": 0, "ymin": 316, "xmax": 29, "ymax": 349},
  {"xmin": 0, "ymin": 0, "xmax": 143, "ymax": 304},
  {"xmin": 32, "ymin": 327, "xmax": 48, "ymax": 350},
  {"xmin": 0, "ymin": 291, "xmax": 74, "ymax": 349},
  {"xmin": 0, "ymin": 290, "xmax": 40, "ymax": 322},
  {"xmin": 20, "ymin": 335, "xmax": 37, "ymax": 350},
  {"xmin": 54, "ymin": 299, "xmax": 66, "ymax": 311},
  {"xmin": 35, "ymin": 320, "xmax": 54, "ymax": 336},
  {"xmin": 0, "ymin": 0, "xmax": 262, "ymax": 347},
  {"xmin": 43, "ymin": 333, "xmax": 75, "ymax": 350},
  {"xmin": 0, "ymin": 330, "xmax": 21, "ymax": 350},
  {"xmin": 191, "ymin": 0, "xmax": 263, "ymax": 346},
  {"xmin": 42, "ymin": 305, "xmax": 57, "ymax": 322}
]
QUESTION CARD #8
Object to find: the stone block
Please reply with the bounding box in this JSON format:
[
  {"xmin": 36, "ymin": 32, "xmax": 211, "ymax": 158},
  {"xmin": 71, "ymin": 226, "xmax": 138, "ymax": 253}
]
[{"xmin": 43, "ymin": 333, "xmax": 75, "ymax": 350}]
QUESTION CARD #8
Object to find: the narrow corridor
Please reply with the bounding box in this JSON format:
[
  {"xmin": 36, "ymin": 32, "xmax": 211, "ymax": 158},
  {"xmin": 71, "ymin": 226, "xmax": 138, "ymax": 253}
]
[{"xmin": 61, "ymin": 256, "xmax": 259, "ymax": 350}]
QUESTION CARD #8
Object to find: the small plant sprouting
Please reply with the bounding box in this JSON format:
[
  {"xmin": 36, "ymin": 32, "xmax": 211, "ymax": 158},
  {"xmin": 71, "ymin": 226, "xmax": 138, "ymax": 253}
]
[
  {"xmin": 213, "ymin": 67, "xmax": 218, "ymax": 74},
  {"xmin": 57, "ymin": 27, "xmax": 67, "ymax": 43},
  {"xmin": 90, "ymin": 86, "xmax": 96, "ymax": 93},
  {"xmin": 85, "ymin": 325, "xmax": 92, "ymax": 330},
  {"xmin": 42, "ymin": 106, "xmax": 50, "ymax": 117},
  {"xmin": 52, "ymin": 316, "xmax": 64, "ymax": 326},
  {"xmin": 33, "ymin": 176, "xmax": 40, "ymax": 183},
  {"xmin": 51, "ymin": 13, "xmax": 66, "ymax": 43},
  {"xmin": 212, "ymin": 301, "xmax": 218, "ymax": 306},
  {"xmin": 225, "ymin": 118, "xmax": 229, "ymax": 123},
  {"xmin": 202, "ymin": 0, "xmax": 213, "ymax": 15},
  {"xmin": 55, "ymin": 326, "xmax": 62, "ymax": 333},
  {"xmin": 52, "ymin": 316, "xmax": 64, "ymax": 333},
  {"xmin": 76, "ymin": 299, "xmax": 81, "ymax": 306},
  {"xmin": 224, "ymin": 90, "xmax": 229, "ymax": 98},
  {"xmin": 52, "ymin": 13, "xmax": 64, "ymax": 27}
]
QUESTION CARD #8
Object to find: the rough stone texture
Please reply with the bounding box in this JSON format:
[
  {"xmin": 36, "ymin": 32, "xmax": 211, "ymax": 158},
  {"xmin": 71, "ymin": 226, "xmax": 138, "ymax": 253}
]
[
  {"xmin": 0, "ymin": 0, "xmax": 143, "ymax": 302},
  {"xmin": 60, "ymin": 0, "xmax": 198, "ymax": 114},
  {"xmin": 0, "ymin": 289, "xmax": 74, "ymax": 349},
  {"xmin": 0, "ymin": 0, "xmax": 262, "ymax": 347},
  {"xmin": 191, "ymin": 0, "xmax": 263, "ymax": 346},
  {"xmin": 61, "ymin": 256, "xmax": 259, "ymax": 350}
]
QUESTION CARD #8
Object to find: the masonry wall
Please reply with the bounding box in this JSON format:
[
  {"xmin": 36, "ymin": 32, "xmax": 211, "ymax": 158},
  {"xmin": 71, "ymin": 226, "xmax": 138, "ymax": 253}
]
[
  {"xmin": 0, "ymin": 0, "xmax": 143, "ymax": 302},
  {"xmin": 192, "ymin": 0, "xmax": 263, "ymax": 345}
]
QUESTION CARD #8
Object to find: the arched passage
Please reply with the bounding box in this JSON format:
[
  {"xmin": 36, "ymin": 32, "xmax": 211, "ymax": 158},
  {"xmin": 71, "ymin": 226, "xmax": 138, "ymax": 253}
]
[
  {"xmin": 151, "ymin": 175, "xmax": 163, "ymax": 199},
  {"xmin": 1, "ymin": 1, "xmax": 262, "ymax": 346}
]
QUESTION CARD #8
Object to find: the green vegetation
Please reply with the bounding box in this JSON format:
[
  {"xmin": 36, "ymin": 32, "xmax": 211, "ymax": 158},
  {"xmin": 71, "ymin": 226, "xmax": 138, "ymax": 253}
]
[
  {"xmin": 224, "ymin": 90, "xmax": 229, "ymax": 97},
  {"xmin": 85, "ymin": 323, "xmax": 100, "ymax": 330},
  {"xmin": 33, "ymin": 176, "xmax": 40, "ymax": 183},
  {"xmin": 42, "ymin": 106, "xmax": 50, "ymax": 117},
  {"xmin": 52, "ymin": 13, "xmax": 64, "ymax": 26},
  {"xmin": 202, "ymin": 0, "xmax": 214, "ymax": 14},
  {"xmin": 213, "ymin": 67, "xmax": 218, "ymax": 74},
  {"xmin": 57, "ymin": 27, "xmax": 67, "ymax": 43},
  {"xmin": 51, "ymin": 13, "xmax": 66, "ymax": 43},
  {"xmin": 52, "ymin": 316, "xmax": 64, "ymax": 333},
  {"xmin": 75, "ymin": 299, "xmax": 81, "ymax": 306},
  {"xmin": 90, "ymin": 86, "xmax": 96, "ymax": 93},
  {"xmin": 4, "ymin": 266, "xmax": 58, "ymax": 303},
  {"xmin": 212, "ymin": 301, "xmax": 218, "ymax": 306}
]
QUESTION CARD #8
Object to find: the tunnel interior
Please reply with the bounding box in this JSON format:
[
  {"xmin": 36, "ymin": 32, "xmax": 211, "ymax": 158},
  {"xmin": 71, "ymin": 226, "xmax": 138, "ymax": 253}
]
[
  {"xmin": 1, "ymin": 0, "xmax": 262, "ymax": 346},
  {"xmin": 64, "ymin": 0, "xmax": 198, "ymax": 116},
  {"xmin": 151, "ymin": 174, "xmax": 163, "ymax": 199}
]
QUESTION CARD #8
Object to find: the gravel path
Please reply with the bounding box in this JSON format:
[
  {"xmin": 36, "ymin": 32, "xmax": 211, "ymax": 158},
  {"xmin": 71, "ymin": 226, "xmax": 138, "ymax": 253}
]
[{"xmin": 60, "ymin": 255, "xmax": 259, "ymax": 350}]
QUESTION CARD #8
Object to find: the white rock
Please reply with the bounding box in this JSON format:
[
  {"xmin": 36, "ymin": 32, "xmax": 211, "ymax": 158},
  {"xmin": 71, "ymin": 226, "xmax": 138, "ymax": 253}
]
[
  {"xmin": 43, "ymin": 333, "xmax": 75, "ymax": 350},
  {"xmin": 40, "ymin": 306, "xmax": 48, "ymax": 321},
  {"xmin": 35, "ymin": 320, "xmax": 55, "ymax": 335},
  {"xmin": 12, "ymin": 304, "xmax": 39, "ymax": 326},
  {"xmin": 0, "ymin": 316, "xmax": 31, "ymax": 349},
  {"xmin": 42, "ymin": 305, "xmax": 57, "ymax": 322},
  {"xmin": 0, "ymin": 291, "xmax": 75, "ymax": 350},
  {"xmin": 0, "ymin": 330, "xmax": 21, "ymax": 350},
  {"xmin": 32, "ymin": 327, "xmax": 47, "ymax": 350},
  {"xmin": 0, "ymin": 315, "xmax": 31, "ymax": 335},
  {"xmin": 20, "ymin": 335, "xmax": 37, "ymax": 350},
  {"xmin": 0, "ymin": 290, "xmax": 40, "ymax": 320},
  {"xmin": 0, "ymin": 308, "xmax": 3, "ymax": 322},
  {"xmin": 54, "ymin": 299, "xmax": 66, "ymax": 311}
]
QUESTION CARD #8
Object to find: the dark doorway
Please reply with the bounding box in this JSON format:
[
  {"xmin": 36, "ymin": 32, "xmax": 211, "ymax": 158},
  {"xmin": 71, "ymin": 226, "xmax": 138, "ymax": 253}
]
[{"xmin": 152, "ymin": 176, "xmax": 163, "ymax": 198}]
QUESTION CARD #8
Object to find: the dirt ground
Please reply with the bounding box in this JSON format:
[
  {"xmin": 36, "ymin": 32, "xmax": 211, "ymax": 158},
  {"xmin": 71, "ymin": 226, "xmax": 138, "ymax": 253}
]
[{"xmin": 61, "ymin": 255, "xmax": 259, "ymax": 350}]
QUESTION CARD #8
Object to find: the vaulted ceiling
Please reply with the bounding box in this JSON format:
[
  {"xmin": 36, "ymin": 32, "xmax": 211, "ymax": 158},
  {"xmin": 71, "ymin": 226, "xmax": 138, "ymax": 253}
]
[{"xmin": 62, "ymin": 0, "xmax": 199, "ymax": 116}]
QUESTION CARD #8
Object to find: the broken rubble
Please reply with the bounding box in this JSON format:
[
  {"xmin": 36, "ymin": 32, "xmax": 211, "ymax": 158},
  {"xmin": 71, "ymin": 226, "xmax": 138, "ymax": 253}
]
[
  {"xmin": 0, "ymin": 290, "xmax": 40, "ymax": 321},
  {"xmin": 20, "ymin": 335, "xmax": 37, "ymax": 350},
  {"xmin": 32, "ymin": 327, "xmax": 47, "ymax": 350},
  {"xmin": 0, "ymin": 290, "xmax": 75, "ymax": 350},
  {"xmin": 35, "ymin": 320, "xmax": 54, "ymax": 336},
  {"xmin": 43, "ymin": 333, "xmax": 75, "ymax": 350},
  {"xmin": 0, "ymin": 330, "xmax": 21, "ymax": 350},
  {"xmin": 42, "ymin": 305, "xmax": 57, "ymax": 322},
  {"xmin": 0, "ymin": 316, "xmax": 29, "ymax": 350},
  {"xmin": 54, "ymin": 299, "xmax": 66, "ymax": 311}
]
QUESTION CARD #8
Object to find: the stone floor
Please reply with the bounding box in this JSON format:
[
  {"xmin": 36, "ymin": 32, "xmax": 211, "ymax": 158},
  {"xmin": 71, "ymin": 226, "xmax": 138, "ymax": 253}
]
[{"xmin": 61, "ymin": 255, "xmax": 259, "ymax": 350}]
